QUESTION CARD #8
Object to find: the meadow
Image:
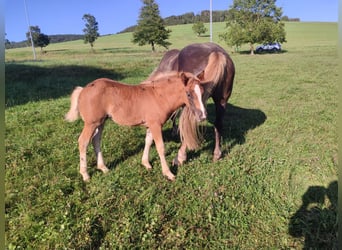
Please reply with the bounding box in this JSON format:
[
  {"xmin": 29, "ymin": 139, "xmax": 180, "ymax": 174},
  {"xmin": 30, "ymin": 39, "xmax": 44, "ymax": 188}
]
[{"xmin": 5, "ymin": 22, "xmax": 338, "ymax": 249}]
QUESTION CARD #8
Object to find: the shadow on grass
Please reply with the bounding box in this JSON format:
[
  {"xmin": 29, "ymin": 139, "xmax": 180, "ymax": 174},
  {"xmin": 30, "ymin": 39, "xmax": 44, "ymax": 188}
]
[
  {"xmin": 5, "ymin": 63, "xmax": 125, "ymax": 107},
  {"xmin": 99, "ymin": 103, "xmax": 267, "ymax": 176},
  {"xmin": 101, "ymin": 47, "xmax": 149, "ymax": 54},
  {"xmin": 185, "ymin": 103, "xmax": 267, "ymax": 160},
  {"xmin": 74, "ymin": 103, "xmax": 266, "ymax": 181},
  {"xmin": 288, "ymin": 181, "xmax": 338, "ymax": 249}
]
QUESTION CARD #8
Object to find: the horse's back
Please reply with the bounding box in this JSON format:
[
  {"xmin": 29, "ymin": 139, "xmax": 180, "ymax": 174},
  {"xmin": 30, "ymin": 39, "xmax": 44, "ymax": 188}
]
[
  {"xmin": 178, "ymin": 43, "xmax": 231, "ymax": 75},
  {"xmin": 148, "ymin": 49, "xmax": 180, "ymax": 79}
]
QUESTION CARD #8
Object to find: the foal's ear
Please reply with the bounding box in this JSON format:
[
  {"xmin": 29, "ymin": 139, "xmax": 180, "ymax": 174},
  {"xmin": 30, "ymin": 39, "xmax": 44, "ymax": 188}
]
[
  {"xmin": 180, "ymin": 72, "xmax": 189, "ymax": 86},
  {"xmin": 197, "ymin": 70, "xmax": 205, "ymax": 81}
]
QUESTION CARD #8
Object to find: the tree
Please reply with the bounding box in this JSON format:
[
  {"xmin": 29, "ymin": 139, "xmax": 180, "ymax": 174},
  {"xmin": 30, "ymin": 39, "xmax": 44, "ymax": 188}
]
[
  {"xmin": 82, "ymin": 14, "xmax": 99, "ymax": 49},
  {"xmin": 26, "ymin": 26, "xmax": 50, "ymax": 52},
  {"xmin": 220, "ymin": 0, "xmax": 286, "ymax": 55},
  {"xmin": 192, "ymin": 21, "xmax": 208, "ymax": 37},
  {"xmin": 35, "ymin": 33, "xmax": 50, "ymax": 52},
  {"xmin": 132, "ymin": 0, "xmax": 171, "ymax": 52},
  {"xmin": 5, "ymin": 33, "xmax": 12, "ymax": 49},
  {"xmin": 5, "ymin": 39, "xmax": 11, "ymax": 49}
]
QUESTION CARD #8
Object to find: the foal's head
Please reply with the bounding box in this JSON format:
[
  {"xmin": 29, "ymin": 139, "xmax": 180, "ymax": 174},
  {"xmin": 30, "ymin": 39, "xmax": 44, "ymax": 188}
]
[{"xmin": 180, "ymin": 72, "xmax": 207, "ymax": 122}]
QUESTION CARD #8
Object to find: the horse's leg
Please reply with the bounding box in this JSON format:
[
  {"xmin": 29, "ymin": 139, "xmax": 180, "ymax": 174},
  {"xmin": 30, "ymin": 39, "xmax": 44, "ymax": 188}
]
[
  {"xmin": 149, "ymin": 125, "xmax": 175, "ymax": 181},
  {"xmin": 142, "ymin": 128, "xmax": 153, "ymax": 170},
  {"xmin": 78, "ymin": 123, "xmax": 97, "ymax": 181},
  {"xmin": 213, "ymin": 99, "xmax": 226, "ymax": 161},
  {"xmin": 92, "ymin": 123, "xmax": 109, "ymax": 174},
  {"xmin": 170, "ymin": 109, "xmax": 180, "ymax": 136},
  {"xmin": 172, "ymin": 143, "xmax": 187, "ymax": 166}
]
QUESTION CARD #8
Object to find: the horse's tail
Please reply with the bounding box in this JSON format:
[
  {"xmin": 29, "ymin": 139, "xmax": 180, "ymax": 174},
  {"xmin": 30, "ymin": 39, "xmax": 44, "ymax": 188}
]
[
  {"xmin": 65, "ymin": 86, "xmax": 83, "ymax": 122},
  {"xmin": 179, "ymin": 51, "xmax": 227, "ymax": 150}
]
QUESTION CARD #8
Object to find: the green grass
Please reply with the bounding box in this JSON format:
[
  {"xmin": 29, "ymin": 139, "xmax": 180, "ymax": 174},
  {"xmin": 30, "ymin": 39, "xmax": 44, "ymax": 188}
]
[{"xmin": 5, "ymin": 22, "xmax": 338, "ymax": 249}]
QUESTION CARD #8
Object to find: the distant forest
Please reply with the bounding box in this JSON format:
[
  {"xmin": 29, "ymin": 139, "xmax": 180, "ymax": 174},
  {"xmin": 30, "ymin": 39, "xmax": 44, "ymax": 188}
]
[
  {"xmin": 6, "ymin": 10, "xmax": 299, "ymax": 49},
  {"xmin": 5, "ymin": 34, "xmax": 84, "ymax": 49},
  {"xmin": 118, "ymin": 10, "xmax": 229, "ymax": 33}
]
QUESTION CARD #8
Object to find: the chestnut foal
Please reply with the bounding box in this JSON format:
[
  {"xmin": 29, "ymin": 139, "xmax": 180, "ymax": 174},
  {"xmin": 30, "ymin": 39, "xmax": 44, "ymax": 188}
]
[{"xmin": 65, "ymin": 72, "xmax": 206, "ymax": 181}]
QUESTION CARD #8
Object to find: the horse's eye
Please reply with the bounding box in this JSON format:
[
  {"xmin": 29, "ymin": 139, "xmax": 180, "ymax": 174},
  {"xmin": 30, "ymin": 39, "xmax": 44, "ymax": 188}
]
[{"xmin": 187, "ymin": 92, "xmax": 191, "ymax": 97}]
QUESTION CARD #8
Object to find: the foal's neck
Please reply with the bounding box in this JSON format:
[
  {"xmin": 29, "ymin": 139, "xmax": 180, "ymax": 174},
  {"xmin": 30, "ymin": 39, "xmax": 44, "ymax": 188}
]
[{"xmin": 153, "ymin": 80, "xmax": 185, "ymax": 110}]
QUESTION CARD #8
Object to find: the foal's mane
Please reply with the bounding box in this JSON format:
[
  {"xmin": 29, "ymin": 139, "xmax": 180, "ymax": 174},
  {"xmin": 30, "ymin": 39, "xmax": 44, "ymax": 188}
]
[{"xmin": 140, "ymin": 71, "xmax": 181, "ymax": 85}]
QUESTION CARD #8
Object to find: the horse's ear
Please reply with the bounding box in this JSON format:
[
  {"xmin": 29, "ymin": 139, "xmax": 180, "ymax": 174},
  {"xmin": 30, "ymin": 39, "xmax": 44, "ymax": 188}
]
[
  {"xmin": 180, "ymin": 72, "xmax": 189, "ymax": 86},
  {"xmin": 197, "ymin": 70, "xmax": 205, "ymax": 81}
]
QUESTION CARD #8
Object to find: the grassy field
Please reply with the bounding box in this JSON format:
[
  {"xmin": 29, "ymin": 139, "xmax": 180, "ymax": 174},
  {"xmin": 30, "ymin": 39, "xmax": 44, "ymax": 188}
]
[{"xmin": 5, "ymin": 22, "xmax": 338, "ymax": 249}]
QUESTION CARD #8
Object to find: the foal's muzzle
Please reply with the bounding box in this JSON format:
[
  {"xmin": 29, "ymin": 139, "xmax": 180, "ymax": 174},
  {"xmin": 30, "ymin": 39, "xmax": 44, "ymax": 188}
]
[{"xmin": 195, "ymin": 109, "xmax": 207, "ymax": 122}]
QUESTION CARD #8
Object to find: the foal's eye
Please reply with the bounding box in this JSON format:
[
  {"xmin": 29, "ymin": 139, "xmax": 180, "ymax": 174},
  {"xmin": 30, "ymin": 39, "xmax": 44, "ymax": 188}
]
[{"xmin": 187, "ymin": 92, "xmax": 191, "ymax": 97}]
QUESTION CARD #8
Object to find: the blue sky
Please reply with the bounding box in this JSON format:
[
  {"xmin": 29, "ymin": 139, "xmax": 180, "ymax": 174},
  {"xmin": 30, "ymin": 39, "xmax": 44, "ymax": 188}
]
[{"xmin": 5, "ymin": 0, "xmax": 338, "ymax": 42}]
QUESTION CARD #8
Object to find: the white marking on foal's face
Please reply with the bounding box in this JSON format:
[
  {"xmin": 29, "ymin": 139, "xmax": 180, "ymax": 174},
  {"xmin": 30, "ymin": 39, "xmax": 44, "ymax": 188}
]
[{"xmin": 194, "ymin": 84, "xmax": 206, "ymax": 120}]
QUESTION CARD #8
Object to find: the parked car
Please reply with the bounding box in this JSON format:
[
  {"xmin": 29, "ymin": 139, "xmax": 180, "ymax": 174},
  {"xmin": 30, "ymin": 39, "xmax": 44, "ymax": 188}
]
[{"xmin": 256, "ymin": 42, "xmax": 281, "ymax": 53}]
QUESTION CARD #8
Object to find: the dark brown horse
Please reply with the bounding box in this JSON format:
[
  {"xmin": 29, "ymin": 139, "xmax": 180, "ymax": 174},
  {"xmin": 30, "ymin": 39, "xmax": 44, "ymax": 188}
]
[
  {"xmin": 65, "ymin": 72, "xmax": 206, "ymax": 181},
  {"xmin": 148, "ymin": 42, "xmax": 235, "ymax": 165}
]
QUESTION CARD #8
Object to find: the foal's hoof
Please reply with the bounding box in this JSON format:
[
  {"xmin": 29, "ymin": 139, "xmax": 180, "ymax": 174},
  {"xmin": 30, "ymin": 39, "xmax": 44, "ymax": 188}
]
[
  {"xmin": 98, "ymin": 165, "xmax": 109, "ymax": 174},
  {"xmin": 164, "ymin": 172, "xmax": 176, "ymax": 182},
  {"xmin": 82, "ymin": 175, "xmax": 90, "ymax": 182},
  {"xmin": 142, "ymin": 162, "xmax": 153, "ymax": 171},
  {"xmin": 213, "ymin": 152, "xmax": 222, "ymax": 162}
]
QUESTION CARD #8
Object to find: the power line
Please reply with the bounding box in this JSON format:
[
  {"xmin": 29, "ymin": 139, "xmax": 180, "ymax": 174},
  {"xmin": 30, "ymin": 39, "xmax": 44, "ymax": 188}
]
[
  {"xmin": 24, "ymin": 0, "xmax": 36, "ymax": 60},
  {"xmin": 210, "ymin": 0, "xmax": 213, "ymax": 42}
]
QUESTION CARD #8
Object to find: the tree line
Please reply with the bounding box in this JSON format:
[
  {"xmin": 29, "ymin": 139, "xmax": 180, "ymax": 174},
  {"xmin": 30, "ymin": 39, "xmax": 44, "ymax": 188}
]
[
  {"xmin": 5, "ymin": 34, "xmax": 84, "ymax": 49},
  {"xmin": 118, "ymin": 10, "xmax": 231, "ymax": 34}
]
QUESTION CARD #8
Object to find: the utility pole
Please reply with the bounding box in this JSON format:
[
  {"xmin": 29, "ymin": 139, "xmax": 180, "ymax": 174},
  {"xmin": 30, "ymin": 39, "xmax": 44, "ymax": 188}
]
[
  {"xmin": 210, "ymin": 0, "xmax": 213, "ymax": 42},
  {"xmin": 24, "ymin": 0, "xmax": 36, "ymax": 60}
]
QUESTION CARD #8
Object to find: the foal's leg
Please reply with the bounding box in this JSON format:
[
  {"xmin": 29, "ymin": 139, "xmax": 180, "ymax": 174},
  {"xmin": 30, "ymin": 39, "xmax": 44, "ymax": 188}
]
[
  {"xmin": 78, "ymin": 123, "xmax": 97, "ymax": 181},
  {"xmin": 92, "ymin": 123, "xmax": 109, "ymax": 174},
  {"xmin": 142, "ymin": 128, "xmax": 153, "ymax": 170},
  {"xmin": 149, "ymin": 125, "xmax": 175, "ymax": 181}
]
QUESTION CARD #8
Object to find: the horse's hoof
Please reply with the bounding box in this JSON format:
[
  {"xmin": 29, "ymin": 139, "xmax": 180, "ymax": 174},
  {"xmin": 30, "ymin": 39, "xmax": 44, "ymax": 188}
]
[{"xmin": 172, "ymin": 158, "xmax": 178, "ymax": 166}]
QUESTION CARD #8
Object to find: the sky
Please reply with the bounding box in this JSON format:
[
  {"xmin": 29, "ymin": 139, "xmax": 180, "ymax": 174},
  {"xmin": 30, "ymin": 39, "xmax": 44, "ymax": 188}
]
[{"xmin": 5, "ymin": 0, "xmax": 338, "ymax": 42}]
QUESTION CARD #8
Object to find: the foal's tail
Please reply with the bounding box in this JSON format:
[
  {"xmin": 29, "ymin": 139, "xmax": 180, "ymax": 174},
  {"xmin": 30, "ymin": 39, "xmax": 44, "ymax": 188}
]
[
  {"xmin": 65, "ymin": 87, "xmax": 83, "ymax": 122},
  {"xmin": 179, "ymin": 51, "xmax": 227, "ymax": 150}
]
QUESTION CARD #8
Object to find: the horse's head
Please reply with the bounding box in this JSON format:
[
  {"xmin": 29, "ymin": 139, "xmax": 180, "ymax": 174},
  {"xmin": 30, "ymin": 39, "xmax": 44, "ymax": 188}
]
[{"xmin": 180, "ymin": 72, "xmax": 207, "ymax": 122}]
